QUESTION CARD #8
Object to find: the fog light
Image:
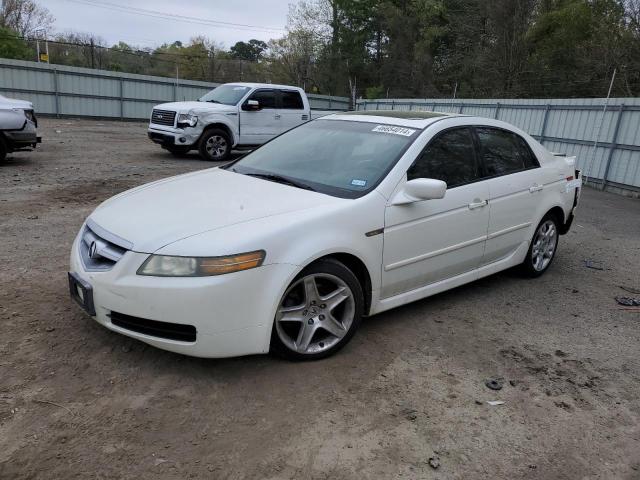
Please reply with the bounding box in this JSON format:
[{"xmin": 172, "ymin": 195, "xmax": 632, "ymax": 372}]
[{"xmin": 179, "ymin": 137, "xmax": 186, "ymax": 143}]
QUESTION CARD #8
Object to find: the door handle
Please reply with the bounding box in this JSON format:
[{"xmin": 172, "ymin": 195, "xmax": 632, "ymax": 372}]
[
  {"xmin": 468, "ymin": 200, "xmax": 488, "ymax": 210},
  {"xmin": 274, "ymin": 113, "xmax": 281, "ymax": 119},
  {"xmin": 529, "ymin": 184, "xmax": 543, "ymax": 193}
]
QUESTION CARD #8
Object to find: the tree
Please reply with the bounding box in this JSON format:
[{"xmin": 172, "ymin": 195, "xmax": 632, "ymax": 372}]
[
  {"xmin": 0, "ymin": 0, "xmax": 54, "ymax": 37},
  {"xmin": 0, "ymin": 25, "xmax": 32, "ymax": 59},
  {"xmin": 229, "ymin": 39, "xmax": 268, "ymax": 61}
]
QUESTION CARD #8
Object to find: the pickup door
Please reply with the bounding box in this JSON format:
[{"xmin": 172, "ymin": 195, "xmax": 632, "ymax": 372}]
[
  {"xmin": 239, "ymin": 89, "xmax": 280, "ymax": 145},
  {"xmin": 239, "ymin": 89, "xmax": 309, "ymax": 145},
  {"xmin": 278, "ymin": 90, "xmax": 309, "ymax": 131}
]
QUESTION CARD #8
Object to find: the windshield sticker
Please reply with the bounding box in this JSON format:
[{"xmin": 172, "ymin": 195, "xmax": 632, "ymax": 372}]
[
  {"xmin": 351, "ymin": 179, "xmax": 367, "ymax": 187},
  {"xmin": 371, "ymin": 125, "xmax": 416, "ymax": 137}
]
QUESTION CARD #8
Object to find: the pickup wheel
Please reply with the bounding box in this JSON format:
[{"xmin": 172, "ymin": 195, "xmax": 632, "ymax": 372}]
[
  {"xmin": 198, "ymin": 129, "xmax": 231, "ymax": 161},
  {"xmin": 0, "ymin": 136, "xmax": 6, "ymax": 161}
]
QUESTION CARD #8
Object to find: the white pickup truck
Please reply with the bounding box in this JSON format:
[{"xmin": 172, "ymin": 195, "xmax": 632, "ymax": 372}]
[
  {"xmin": 0, "ymin": 94, "xmax": 40, "ymax": 161},
  {"xmin": 148, "ymin": 82, "xmax": 329, "ymax": 161}
]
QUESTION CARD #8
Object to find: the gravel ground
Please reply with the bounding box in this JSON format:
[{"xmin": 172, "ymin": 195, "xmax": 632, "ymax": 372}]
[{"xmin": 1, "ymin": 118, "xmax": 639, "ymax": 479}]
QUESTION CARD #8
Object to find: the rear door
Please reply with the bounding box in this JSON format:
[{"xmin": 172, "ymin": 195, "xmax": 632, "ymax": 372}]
[
  {"xmin": 474, "ymin": 127, "xmax": 542, "ymax": 266},
  {"xmin": 239, "ymin": 89, "xmax": 279, "ymax": 145},
  {"xmin": 382, "ymin": 127, "xmax": 490, "ymax": 298},
  {"xmin": 277, "ymin": 90, "xmax": 309, "ymax": 133}
]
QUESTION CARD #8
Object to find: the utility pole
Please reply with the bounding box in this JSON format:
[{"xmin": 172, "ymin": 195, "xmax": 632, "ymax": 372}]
[
  {"xmin": 90, "ymin": 38, "xmax": 95, "ymax": 69},
  {"xmin": 584, "ymin": 68, "xmax": 617, "ymax": 185},
  {"xmin": 453, "ymin": 82, "xmax": 458, "ymax": 100}
]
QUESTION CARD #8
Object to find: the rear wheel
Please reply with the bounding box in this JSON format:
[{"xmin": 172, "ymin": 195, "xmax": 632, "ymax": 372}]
[
  {"xmin": 198, "ymin": 129, "xmax": 231, "ymax": 161},
  {"xmin": 271, "ymin": 259, "xmax": 364, "ymax": 361},
  {"xmin": 520, "ymin": 214, "xmax": 559, "ymax": 277}
]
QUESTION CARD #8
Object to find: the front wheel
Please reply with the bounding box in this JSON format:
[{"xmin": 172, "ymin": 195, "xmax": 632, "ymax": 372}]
[
  {"xmin": 520, "ymin": 214, "xmax": 559, "ymax": 277},
  {"xmin": 271, "ymin": 259, "xmax": 364, "ymax": 361},
  {"xmin": 0, "ymin": 136, "xmax": 6, "ymax": 161},
  {"xmin": 198, "ymin": 129, "xmax": 231, "ymax": 161}
]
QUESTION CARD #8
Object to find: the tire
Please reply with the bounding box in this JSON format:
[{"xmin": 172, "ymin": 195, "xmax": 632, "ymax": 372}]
[
  {"xmin": 520, "ymin": 213, "xmax": 560, "ymax": 277},
  {"xmin": 198, "ymin": 128, "xmax": 231, "ymax": 161},
  {"xmin": 270, "ymin": 259, "xmax": 364, "ymax": 361},
  {"xmin": 164, "ymin": 145, "xmax": 190, "ymax": 157},
  {"xmin": 0, "ymin": 136, "xmax": 6, "ymax": 162}
]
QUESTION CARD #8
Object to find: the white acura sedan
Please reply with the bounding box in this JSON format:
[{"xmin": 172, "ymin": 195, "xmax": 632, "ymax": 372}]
[{"xmin": 69, "ymin": 111, "xmax": 581, "ymax": 360}]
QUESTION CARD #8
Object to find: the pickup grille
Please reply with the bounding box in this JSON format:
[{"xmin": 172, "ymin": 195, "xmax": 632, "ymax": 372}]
[{"xmin": 151, "ymin": 109, "xmax": 176, "ymax": 127}]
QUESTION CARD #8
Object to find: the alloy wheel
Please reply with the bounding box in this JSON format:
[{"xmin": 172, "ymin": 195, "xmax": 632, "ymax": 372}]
[
  {"xmin": 531, "ymin": 219, "xmax": 557, "ymax": 271},
  {"xmin": 275, "ymin": 273, "xmax": 356, "ymax": 355},
  {"xmin": 205, "ymin": 135, "xmax": 228, "ymax": 159}
]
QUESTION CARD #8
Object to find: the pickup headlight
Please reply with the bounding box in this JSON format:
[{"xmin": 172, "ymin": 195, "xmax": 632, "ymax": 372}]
[
  {"xmin": 177, "ymin": 113, "xmax": 198, "ymax": 128},
  {"xmin": 137, "ymin": 250, "xmax": 265, "ymax": 277}
]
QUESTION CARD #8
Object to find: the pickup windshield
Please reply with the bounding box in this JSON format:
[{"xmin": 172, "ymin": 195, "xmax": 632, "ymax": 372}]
[
  {"xmin": 229, "ymin": 119, "xmax": 419, "ymax": 199},
  {"xmin": 199, "ymin": 85, "xmax": 251, "ymax": 105}
]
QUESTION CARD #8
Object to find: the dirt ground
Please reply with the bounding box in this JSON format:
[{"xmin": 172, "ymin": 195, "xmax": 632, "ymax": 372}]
[{"xmin": 1, "ymin": 118, "xmax": 639, "ymax": 480}]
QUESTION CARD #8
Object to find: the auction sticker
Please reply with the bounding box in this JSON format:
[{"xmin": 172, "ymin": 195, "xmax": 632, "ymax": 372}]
[{"xmin": 371, "ymin": 125, "xmax": 416, "ymax": 137}]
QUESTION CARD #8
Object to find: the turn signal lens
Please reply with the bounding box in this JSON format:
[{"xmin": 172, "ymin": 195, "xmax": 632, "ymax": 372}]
[
  {"xmin": 198, "ymin": 251, "xmax": 265, "ymax": 275},
  {"xmin": 137, "ymin": 250, "xmax": 265, "ymax": 277}
]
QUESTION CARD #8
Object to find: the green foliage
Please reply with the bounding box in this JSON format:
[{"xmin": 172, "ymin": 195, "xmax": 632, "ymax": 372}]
[
  {"xmin": 365, "ymin": 85, "xmax": 385, "ymax": 99},
  {"xmin": 230, "ymin": 39, "xmax": 268, "ymax": 61},
  {"xmin": 0, "ymin": 26, "xmax": 33, "ymax": 60}
]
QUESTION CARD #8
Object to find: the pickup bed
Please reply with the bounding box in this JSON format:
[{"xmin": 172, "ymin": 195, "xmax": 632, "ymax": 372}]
[
  {"xmin": 0, "ymin": 95, "xmax": 41, "ymax": 161},
  {"xmin": 148, "ymin": 82, "xmax": 333, "ymax": 161}
]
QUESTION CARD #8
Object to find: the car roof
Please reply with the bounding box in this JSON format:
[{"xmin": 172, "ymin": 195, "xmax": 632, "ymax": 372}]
[
  {"xmin": 326, "ymin": 110, "xmax": 457, "ymax": 129},
  {"xmin": 223, "ymin": 82, "xmax": 304, "ymax": 91}
]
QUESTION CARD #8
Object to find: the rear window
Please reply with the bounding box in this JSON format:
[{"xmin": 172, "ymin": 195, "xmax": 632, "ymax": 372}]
[
  {"xmin": 476, "ymin": 127, "xmax": 539, "ymax": 176},
  {"xmin": 281, "ymin": 91, "xmax": 304, "ymax": 109}
]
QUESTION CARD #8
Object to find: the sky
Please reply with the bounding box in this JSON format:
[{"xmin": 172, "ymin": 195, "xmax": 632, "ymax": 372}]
[{"xmin": 45, "ymin": 0, "xmax": 293, "ymax": 49}]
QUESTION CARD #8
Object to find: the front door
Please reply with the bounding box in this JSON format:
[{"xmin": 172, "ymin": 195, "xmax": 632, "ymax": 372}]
[
  {"xmin": 239, "ymin": 89, "xmax": 279, "ymax": 145},
  {"xmin": 382, "ymin": 127, "xmax": 490, "ymax": 298}
]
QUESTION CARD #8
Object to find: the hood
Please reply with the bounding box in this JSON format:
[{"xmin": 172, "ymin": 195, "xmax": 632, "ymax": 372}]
[
  {"xmin": 0, "ymin": 95, "xmax": 32, "ymax": 110},
  {"xmin": 89, "ymin": 168, "xmax": 340, "ymax": 253},
  {"xmin": 152, "ymin": 101, "xmax": 235, "ymax": 115}
]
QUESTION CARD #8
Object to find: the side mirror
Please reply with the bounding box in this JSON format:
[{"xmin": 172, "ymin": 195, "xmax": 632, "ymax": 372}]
[
  {"xmin": 392, "ymin": 178, "xmax": 447, "ymax": 205},
  {"xmin": 243, "ymin": 99, "xmax": 260, "ymax": 111}
]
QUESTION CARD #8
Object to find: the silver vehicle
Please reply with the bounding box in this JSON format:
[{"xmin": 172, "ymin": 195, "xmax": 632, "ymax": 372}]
[{"xmin": 0, "ymin": 95, "xmax": 41, "ymax": 161}]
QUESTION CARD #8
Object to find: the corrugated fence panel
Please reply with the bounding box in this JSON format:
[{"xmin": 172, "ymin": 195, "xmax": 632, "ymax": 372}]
[
  {"xmin": 357, "ymin": 97, "xmax": 640, "ymax": 194},
  {"xmin": 0, "ymin": 58, "xmax": 350, "ymax": 123}
]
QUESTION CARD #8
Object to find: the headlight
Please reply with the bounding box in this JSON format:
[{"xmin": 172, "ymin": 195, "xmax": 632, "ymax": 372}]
[
  {"xmin": 137, "ymin": 250, "xmax": 265, "ymax": 277},
  {"xmin": 177, "ymin": 113, "xmax": 198, "ymax": 128}
]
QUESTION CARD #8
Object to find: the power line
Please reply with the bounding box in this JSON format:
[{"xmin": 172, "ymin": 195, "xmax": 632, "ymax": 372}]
[{"xmin": 61, "ymin": 0, "xmax": 286, "ymax": 34}]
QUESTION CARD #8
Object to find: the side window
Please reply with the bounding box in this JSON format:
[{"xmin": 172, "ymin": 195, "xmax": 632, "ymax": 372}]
[
  {"xmin": 280, "ymin": 90, "xmax": 304, "ymax": 109},
  {"xmin": 407, "ymin": 127, "xmax": 479, "ymax": 188},
  {"xmin": 248, "ymin": 89, "xmax": 277, "ymax": 109},
  {"xmin": 515, "ymin": 135, "xmax": 540, "ymax": 169},
  {"xmin": 476, "ymin": 127, "xmax": 537, "ymax": 176}
]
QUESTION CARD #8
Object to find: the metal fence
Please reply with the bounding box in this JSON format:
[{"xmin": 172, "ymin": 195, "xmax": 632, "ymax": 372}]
[
  {"xmin": 358, "ymin": 98, "xmax": 640, "ymax": 196},
  {"xmin": 0, "ymin": 58, "xmax": 350, "ymax": 120}
]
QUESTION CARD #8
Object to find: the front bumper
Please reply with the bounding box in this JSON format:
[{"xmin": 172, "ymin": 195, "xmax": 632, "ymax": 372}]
[
  {"xmin": 147, "ymin": 125, "xmax": 201, "ymax": 148},
  {"xmin": 69, "ymin": 234, "xmax": 297, "ymax": 357},
  {"xmin": 4, "ymin": 121, "xmax": 40, "ymax": 150}
]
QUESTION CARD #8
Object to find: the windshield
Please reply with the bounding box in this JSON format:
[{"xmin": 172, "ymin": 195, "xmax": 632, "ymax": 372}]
[
  {"xmin": 229, "ymin": 119, "xmax": 419, "ymax": 198},
  {"xmin": 199, "ymin": 85, "xmax": 251, "ymax": 105}
]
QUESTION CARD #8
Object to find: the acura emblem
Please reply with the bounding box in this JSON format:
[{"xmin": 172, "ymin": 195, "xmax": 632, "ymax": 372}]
[{"xmin": 89, "ymin": 241, "xmax": 99, "ymax": 259}]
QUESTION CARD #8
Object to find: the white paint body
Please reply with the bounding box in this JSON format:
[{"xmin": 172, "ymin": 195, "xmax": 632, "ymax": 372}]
[{"xmin": 71, "ymin": 113, "xmax": 581, "ymax": 357}]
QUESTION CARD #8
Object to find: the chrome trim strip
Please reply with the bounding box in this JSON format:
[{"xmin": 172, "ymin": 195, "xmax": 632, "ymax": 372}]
[
  {"xmin": 86, "ymin": 218, "xmax": 133, "ymax": 250},
  {"xmin": 385, "ymin": 234, "xmax": 487, "ymax": 271},
  {"xmin": 487, "ymin": 222, "xmax": 532, "ymax": 240}
]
